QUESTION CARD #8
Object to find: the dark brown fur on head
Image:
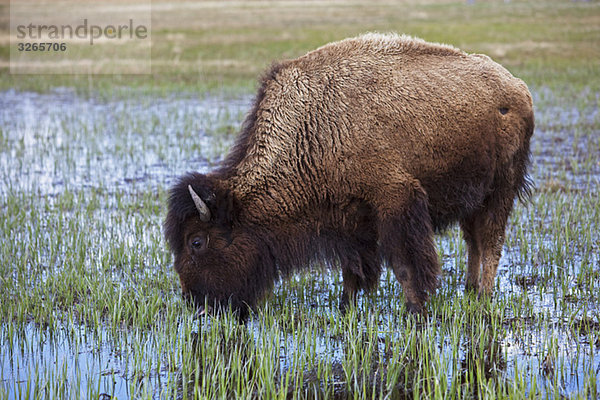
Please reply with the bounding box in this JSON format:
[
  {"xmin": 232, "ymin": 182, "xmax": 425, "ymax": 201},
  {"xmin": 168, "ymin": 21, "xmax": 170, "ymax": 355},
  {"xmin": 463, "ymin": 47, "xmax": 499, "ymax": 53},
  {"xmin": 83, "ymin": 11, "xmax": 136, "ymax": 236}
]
[
  {"xmin": 163, "ymin": 33, "xmax": 534, "ymax": 320},
  {"xmin": 164, "ymin": 172, "xmax": 277, "ymax": 320}
]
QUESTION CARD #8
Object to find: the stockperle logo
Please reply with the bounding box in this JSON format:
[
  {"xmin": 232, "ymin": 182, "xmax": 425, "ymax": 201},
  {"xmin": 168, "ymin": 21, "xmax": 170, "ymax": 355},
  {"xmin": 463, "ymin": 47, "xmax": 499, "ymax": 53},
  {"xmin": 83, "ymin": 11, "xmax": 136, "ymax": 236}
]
[{"xmin": 10, "ymin": 1, "xmax": 151, "ymax": 75}]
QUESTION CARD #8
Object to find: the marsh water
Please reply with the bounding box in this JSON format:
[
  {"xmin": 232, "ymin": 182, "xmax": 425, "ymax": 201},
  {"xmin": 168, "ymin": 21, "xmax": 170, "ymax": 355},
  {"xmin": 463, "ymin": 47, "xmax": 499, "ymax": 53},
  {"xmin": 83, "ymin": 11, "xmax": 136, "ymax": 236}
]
[
  {"xmin": 0, "ymin": 89, "xmax": 250, "ymax": 195},
  {"xmin": 1, "ymin": 88, "xmax": 599, "ymax": 398}
]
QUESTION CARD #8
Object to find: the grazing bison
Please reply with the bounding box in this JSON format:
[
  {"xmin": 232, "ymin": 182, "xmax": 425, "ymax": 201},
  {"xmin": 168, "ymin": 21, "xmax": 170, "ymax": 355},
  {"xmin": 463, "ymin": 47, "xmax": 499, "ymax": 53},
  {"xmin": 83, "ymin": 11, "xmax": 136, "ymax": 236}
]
[{"xmin": 164, "ymin": 33, "xmax": 534, "ymax": 319}]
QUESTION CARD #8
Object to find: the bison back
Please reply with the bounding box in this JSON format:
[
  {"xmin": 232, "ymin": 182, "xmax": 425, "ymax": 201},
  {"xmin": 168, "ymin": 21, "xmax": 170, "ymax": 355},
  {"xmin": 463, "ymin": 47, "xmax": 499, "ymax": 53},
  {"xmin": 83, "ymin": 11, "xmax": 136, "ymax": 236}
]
[{"xmin": 231, "ymin": 33, "xmax": 534, "ymax": 229}]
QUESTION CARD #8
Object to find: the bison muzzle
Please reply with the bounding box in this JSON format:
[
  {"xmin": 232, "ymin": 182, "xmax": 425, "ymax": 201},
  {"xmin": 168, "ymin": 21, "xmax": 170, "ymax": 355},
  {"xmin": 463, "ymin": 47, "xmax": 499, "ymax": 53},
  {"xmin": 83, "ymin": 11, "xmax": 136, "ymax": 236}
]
[{"xmin": 164, "ymin": 33, "xmax": 534, "ymax": 320}]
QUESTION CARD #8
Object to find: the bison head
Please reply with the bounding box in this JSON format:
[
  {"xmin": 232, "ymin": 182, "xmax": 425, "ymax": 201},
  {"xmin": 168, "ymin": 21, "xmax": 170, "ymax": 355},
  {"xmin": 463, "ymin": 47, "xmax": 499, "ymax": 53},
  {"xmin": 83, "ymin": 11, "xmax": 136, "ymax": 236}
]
[{"xmin": 163, "ymin": 172, "xmax": 273, "ymax": 320}]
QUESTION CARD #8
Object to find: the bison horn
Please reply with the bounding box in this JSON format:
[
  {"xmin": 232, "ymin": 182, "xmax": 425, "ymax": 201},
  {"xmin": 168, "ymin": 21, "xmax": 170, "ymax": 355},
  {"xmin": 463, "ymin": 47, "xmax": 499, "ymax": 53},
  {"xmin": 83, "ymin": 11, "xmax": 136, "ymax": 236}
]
[{"xmin": 188, "ymin": 185, "xmax": 211, "ymax": 222}]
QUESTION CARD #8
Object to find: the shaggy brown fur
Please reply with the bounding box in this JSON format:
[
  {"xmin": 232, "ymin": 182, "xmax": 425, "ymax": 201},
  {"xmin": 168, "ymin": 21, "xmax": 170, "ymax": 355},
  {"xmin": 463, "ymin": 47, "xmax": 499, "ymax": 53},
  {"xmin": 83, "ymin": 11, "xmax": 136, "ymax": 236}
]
[{"xmin": 164, "ymin": 33, "xmax": 534, "ymax": 319}]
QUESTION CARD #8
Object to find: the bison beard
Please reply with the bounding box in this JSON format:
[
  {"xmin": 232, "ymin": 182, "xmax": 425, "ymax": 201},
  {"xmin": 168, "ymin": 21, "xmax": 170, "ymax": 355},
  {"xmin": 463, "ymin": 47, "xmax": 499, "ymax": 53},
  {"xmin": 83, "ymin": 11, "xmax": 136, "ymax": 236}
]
[{"xmin": 163, "ymin": 33, "xmax": 534, "ymax": 320}]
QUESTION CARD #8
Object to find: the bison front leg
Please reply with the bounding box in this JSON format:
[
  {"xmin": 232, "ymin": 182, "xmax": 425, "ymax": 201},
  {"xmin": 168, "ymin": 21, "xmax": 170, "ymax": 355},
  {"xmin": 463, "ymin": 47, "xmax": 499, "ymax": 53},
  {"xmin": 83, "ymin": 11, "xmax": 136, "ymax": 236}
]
[
  {"xmin": 372, "ymin": 179, "xmax": 440, "ymax": 314},
  {"xmin": 339, "ymin": 237, "xmax": 381, "ymax": 314},
  {"xmin": 340, "ymin": 267, "xmax": 360, "ymax": 313}
]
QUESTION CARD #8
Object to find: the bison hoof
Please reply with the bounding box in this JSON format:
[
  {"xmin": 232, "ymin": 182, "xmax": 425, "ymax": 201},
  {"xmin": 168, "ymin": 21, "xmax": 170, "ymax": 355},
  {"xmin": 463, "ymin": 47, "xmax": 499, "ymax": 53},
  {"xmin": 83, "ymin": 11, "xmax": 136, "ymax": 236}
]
[
  {"xmin": 477, "ymin": 289, "xmax": 494, "ymax": 300},
  {"xmin": 405, "ymin": 301, "xmax": 424, "ymax": 315},
  {"xmin": 339, "ymin": 291, "xmax": 357, "ymax": 315},
  {"xmin": 465, "ymin": 282, "xmax": 480, "ymax": 295},
  {"xmin": 339, "ymin": 299, "xmax": 350, "ymax": 314}
]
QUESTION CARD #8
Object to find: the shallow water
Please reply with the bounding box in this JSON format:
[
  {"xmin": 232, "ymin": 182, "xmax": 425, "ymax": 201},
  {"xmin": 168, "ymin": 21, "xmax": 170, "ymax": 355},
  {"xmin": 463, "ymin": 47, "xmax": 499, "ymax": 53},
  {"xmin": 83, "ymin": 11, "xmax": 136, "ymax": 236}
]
[
  {"xmin": 1, "ymin": 88, "xmax": 599, "ymax": 398},
  {"xmin": 1, "ymin": 89, "xmax": 251, "ymax": 399},
  {"xmin": 3, "ymin": 323, "xmax": 131, "ymax": 399},
  {"xmin": 0, "ymin": 88, "xmax": 250, "ymax": 196}
]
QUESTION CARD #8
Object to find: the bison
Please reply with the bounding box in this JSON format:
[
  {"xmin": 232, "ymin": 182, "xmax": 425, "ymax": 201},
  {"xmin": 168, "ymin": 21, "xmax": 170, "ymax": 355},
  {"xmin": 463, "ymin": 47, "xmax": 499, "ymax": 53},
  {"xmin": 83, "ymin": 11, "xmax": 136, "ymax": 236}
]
[{"xmin": 164, "ymin": 33, "xmax": 534, "ymax": 319}]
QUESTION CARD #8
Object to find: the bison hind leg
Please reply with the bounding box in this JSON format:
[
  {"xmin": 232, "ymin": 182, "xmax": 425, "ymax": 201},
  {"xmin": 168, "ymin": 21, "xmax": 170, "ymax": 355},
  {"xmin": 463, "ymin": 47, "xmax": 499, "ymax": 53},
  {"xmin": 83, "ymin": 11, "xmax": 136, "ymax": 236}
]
[
  {"xmin": 460, "ymin": 217, "xmax": 483, "ymax": 293},
  {"xmin": 460, "ymin": 191, "xmax": 515, "ymax": 296}
]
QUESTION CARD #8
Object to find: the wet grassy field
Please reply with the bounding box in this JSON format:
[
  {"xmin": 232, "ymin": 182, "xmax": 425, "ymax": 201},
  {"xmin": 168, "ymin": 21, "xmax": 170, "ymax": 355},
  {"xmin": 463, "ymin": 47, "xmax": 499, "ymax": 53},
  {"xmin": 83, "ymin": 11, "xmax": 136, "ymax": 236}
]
[{"xmin": 1, "ymin": 0, "xmax": 599, "ymax": 398}]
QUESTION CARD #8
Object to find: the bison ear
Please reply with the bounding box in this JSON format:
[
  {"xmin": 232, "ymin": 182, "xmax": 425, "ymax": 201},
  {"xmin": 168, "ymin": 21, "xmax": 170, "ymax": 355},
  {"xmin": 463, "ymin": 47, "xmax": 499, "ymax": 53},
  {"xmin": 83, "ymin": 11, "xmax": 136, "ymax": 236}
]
[{"xmin": 214, "ymin": 184, "xmax": 239, "ymax": 227}]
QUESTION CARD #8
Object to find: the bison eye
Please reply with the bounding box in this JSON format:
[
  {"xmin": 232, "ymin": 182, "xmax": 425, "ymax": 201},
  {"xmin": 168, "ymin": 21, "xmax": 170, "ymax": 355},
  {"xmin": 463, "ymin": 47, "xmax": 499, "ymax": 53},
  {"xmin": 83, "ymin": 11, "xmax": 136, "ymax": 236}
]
[{"xmin": 190, "ymin": 236, "xmax": 208, "ymax": 250}]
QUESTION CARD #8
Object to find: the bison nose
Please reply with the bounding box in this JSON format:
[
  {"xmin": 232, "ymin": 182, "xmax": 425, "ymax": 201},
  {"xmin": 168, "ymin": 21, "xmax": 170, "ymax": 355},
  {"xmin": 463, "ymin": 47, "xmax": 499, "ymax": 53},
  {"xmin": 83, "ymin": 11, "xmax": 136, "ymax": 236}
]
[{"xmin": 197, "ymin": 305, "xmax": 213, "ymax": 317}]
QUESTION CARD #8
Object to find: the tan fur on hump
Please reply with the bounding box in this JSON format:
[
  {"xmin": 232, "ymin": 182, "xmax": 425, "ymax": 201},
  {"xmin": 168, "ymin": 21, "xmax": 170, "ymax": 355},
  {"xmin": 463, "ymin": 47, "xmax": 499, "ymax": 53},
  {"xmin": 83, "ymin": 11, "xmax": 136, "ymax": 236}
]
[{"xmin": 315, "ymin": 32, "xmax": 465, "ymax": 57}]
